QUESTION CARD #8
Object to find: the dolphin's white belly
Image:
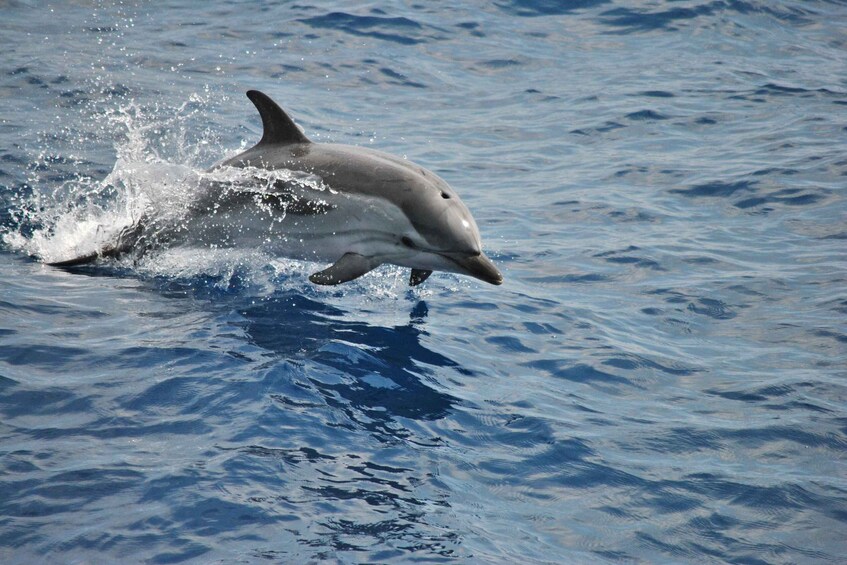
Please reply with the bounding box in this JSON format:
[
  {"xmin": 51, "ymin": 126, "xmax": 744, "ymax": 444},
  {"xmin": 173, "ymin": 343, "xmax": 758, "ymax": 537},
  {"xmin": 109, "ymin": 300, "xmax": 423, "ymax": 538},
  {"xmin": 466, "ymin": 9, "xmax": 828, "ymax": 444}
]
[{"xmin": 177, "ymin": 187, "xmax": 413, "ymax": 264}]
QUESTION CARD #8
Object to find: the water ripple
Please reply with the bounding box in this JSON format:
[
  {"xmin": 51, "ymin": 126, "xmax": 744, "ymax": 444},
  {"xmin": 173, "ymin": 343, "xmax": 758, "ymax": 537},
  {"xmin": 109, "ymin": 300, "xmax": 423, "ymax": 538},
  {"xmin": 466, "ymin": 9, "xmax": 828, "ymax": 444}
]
[{"xmin": 1, "ymin": 0, "xmax": 846, "ymax": 562}]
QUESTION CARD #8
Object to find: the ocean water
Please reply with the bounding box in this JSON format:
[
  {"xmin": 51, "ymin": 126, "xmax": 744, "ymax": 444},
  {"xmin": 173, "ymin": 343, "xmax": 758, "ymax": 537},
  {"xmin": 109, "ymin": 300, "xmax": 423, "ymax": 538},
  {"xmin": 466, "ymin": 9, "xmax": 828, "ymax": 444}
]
[{"xmin": 1, "ymin": 0, "xmax": 846, "ymax": 563}]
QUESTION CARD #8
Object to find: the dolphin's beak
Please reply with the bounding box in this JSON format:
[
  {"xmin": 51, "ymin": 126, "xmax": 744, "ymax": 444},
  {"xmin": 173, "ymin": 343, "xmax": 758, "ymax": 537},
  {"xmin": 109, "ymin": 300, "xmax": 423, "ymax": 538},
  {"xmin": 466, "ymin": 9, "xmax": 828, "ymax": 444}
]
[{"xmin": 446, "ymin": 252, "xmax": 503, "ymax": 285}]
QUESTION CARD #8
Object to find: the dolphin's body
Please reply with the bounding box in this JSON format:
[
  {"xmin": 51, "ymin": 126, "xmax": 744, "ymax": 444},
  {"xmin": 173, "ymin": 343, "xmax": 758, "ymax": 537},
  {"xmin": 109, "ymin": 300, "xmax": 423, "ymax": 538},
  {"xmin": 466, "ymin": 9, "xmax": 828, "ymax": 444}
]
[{"xmin": 49, "ymin": 90, "xmax": 503, "ymax": 286}]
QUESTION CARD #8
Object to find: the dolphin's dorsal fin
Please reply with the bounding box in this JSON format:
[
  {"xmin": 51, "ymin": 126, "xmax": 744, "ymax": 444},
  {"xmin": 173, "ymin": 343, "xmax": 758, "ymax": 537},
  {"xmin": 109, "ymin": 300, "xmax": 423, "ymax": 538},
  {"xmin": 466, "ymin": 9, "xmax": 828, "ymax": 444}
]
[{"xmin": 246, "ymin": 90, "xmax": 310, "ymax": 146}]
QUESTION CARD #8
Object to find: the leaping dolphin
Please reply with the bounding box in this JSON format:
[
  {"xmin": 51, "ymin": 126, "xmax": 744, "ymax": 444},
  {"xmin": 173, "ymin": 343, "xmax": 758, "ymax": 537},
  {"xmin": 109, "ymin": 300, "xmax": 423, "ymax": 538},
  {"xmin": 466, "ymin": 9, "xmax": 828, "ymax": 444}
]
[{"xmin": 48, "ymin": 90, "xmax": 503, "ymax": 287}]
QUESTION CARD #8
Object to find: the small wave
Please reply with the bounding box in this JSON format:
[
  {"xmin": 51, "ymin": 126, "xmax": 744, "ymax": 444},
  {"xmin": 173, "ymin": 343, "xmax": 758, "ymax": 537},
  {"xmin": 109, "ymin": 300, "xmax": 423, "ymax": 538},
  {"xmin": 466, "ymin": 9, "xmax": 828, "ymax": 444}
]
[
  {"xmin": 598, "ymin": 1, "xmax": 816, "ymax": 33},
  {"xmin": 299, "ymin": 11, "xmax": 433, "ymax": 45},
  {"xmin": 497, "ymin": 0, "xmax": 611, "ymax": 18},
  {"xmin": 669, "ymin": 178, "xmax": 830, "ymax": 212}
]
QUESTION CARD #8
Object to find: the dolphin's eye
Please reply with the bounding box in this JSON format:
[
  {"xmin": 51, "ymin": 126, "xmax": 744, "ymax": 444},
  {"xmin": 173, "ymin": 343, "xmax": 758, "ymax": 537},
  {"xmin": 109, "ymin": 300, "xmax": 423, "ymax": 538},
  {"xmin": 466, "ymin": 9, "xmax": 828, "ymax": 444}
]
[
  {"xmin": 401, "ymin": 236, "xmax": 417, "ymax": 249},
  {"xmin": 441, "ymin": 192, "xmax": 450, "ymax": 199}
]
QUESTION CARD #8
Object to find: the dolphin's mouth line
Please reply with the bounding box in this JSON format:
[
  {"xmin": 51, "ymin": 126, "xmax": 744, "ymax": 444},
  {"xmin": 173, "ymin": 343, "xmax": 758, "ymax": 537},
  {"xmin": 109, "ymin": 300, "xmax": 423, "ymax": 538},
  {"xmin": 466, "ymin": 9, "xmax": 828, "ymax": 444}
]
[
  {"xmin": 400, "ymin": 235, "xmax": 477, "ymax": 258},
  {"xmin": 438, "ymin": 251, "xmax": 478, "ymax": 265},
  {"xmin": 438, "ymin": 250, "xmax": 478, "ymax": 261},
  {"xmin": 439, "ymin": 251, "xmax": 503, "ymax": 285}
]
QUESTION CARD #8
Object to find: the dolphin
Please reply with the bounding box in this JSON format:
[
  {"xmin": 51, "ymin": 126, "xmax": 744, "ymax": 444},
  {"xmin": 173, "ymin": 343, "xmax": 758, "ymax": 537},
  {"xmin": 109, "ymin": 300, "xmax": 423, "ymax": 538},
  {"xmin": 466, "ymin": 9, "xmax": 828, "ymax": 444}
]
[{"xmin": 48, "ymin": 90, "xmax": 503, "ymax": 287}]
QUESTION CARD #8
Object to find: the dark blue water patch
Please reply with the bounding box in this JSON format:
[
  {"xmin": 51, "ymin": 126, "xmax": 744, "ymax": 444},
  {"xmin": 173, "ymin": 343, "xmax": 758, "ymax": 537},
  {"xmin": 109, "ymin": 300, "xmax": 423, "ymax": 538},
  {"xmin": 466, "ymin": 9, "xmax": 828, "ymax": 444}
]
[
  {"xmin": 755, "ymin": 82, "xmax": 845, "ymax": 98},
  {"xmin": 161, "ymin": 496, "xmax": 279, "ymax": 538},
  {"xmin": 570, "ymin": 120, "xmax": 625, "ymax": 136},
  {"xmin": 643, "ymin": 428, "xmax": 723, "ymax": 453},
  {"xmin": 0, "ymin": 152, "xmax": 28, "ymax": 167},
  {"xmin": 28, "ymin": 416, "xmax": 212, "ymax": 440},
  {"xmin": 477, "ymin": 433, "xmax": 592, "ymax": 474},
  {"xmin": 824, "ymin": 297, "xmax": 847, "ymax": 316},
  {"xmin": 0, "ymin": 386, "xmax": 94, "ymax": 417},
  {"xmin": 599, "ymin": 3, "xmax": 719, "ymax": 33},
  {"xmin": 379, "ymin": 67, "xmax": 426, "ymax": 88},
  {"xmin": 236, "ymin": 295, "xmax": 461, "ymax": 437},
  {"xmin": 686, "ymin": 297, "xmax": 737, "ymax": 319},
  {"xmin": 607, "ymin": 208, "xmax": 658, "ymax": 222},
  {"xmin": 0, "ymin": 451, "xmax": 42, "ymax": 474},
  {"xmin": 705, "ymin": 384, "xmax": 793, "ymax": 403},
  {"xmin": 111, "ymin": 345, "xmax": 242, "ymax": 375},
  {"xmin": 0, "ymin": 466, "xmax": 144, "ymax": 518},
  {"xmin": 645, "ymin": 288, "xmax": 742, "ymax": 320},
  {"xmin": 725, "ymin": 284, "xmax": 766, "ymax": 298},
  {"xmin": 725, "ymin": 479, "xmax": 823, "ymax": 513},
  {"xmin": 637, "ymin": 90, "xmax": 675, "ymax": 98},
  {"xmin": 650, "ymin": 425, "xmax": 847, "ymax": 453},
  {"xmin": 25, "ymin": 75, "xmax": 47, "ymax": 87},
  {"xmin": 526, "ymin": 272, "xmax": 611, "ymax": 284},
  {"xmin": 482, "ymin": 58, "xmax": 521, "ymax": 69},
  {"xmin": 625, "ymin": 109, "xmax": 669, "ymax": 121},
  {"xmin": 613, "ymin": 164, "xmax": 648, "ymax": 177},
  {"xmin": 602, "ymin": 354, "xmax": 696, "ymax": 376},
  {"xmin": 735, "ymin": 187, "xmax": 826, "ymax": 209},
  {"xmin": 526, "ymin": 359, "xmax": 634, "ymax": 388},
  {"xmin": 767, "ymin": 400, "xmax": 835, "ymax": 415},
  {"xmin": 670, "ymin": 180, "xmax": 755, "ymax": 198},
  {"xmin": 233, "ymin": 444, "xmax": 335, "ymax": 464},
  {"xmin": 813, "ymin": 328, "xmax": 847, "ymax": 344},
  {"xmin": 594, "ymin": 246, "xmax": 665, "ymax": 271},
  {"xmin": 522, "ymin": 321, "xmax": 562, "ymax": 335},
  {"xmin": 471, "ymin": 59, "xmax": 525, "ymax": 75},
  {"xmin": 683, "ymin": 255, "xmax": 720, "ymax": 265},
  {"xmin": 0, "ymin": 344, "xmax": 92, "ymax": 368},
  {"xmin": 599, "ymin": 1, "xmax": 815, "ymax": 34},
  {"xmin": 694, "ymin": 116, "xmax": 718, "ymax": 125},
  {"xmin": 634, "ymin": 532, "xmax": 694, "ymax": 560},
  {"xmin": 669, "ymin": 176, "xmax": 828, "ymax": 211},
  {"xmin": 266, "ymin": 63, "xmax": 308, "ymax": 77},
  {"xmin": 121, "ymin": 375, "xmax": 216, "ymax": 413},
  {"xmin": 729, "ymin": 83, "xmax": 847, "ymax": 104},
  {"xmin": 496, "ymin": 0, "xmax": 611, "ymax": 17},
  {"xmin": 484, "ymin": 334, "xmax": 537, "ymax": 353},
  {"xmin": 751, "ymin": 167, "xmax": 799, "ymax": 176},
  {"xmin": 455, "ymin": 21, "xmax": 484, "ymax": 37},
  {"xmin": 726, "ymin": 0, "xmax": 820, "ymax": 23},
  {"xmin": 522, "ymin": 87, "xmax": 560, "ymax": 101},
  {"xmin": 298, "ymin": 12, "xmax": 432, "ymax": 45}
]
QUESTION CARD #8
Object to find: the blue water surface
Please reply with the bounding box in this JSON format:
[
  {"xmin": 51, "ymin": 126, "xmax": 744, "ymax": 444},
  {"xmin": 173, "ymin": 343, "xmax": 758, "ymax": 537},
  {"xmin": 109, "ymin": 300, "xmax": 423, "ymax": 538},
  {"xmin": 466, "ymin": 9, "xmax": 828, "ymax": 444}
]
[{"xmin": 1, "ymin": 1, "xmax": 846, "ymax": 563}]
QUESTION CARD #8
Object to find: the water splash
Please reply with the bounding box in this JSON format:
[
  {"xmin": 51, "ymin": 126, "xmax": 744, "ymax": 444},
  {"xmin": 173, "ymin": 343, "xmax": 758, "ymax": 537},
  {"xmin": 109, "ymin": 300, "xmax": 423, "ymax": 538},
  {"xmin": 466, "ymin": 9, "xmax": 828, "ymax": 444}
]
[{"xmin": 2, "ymin": 93, "xmax": 219, "ymax": 264}]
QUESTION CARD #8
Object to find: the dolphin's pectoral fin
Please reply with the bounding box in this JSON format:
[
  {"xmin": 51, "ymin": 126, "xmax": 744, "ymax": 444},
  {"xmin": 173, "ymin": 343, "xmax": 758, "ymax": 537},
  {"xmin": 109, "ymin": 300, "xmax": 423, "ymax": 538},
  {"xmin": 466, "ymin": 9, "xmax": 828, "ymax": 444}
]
[
  {"xmin": 309, "ymin": 253, "xmax": 380, "ymax": 285},
  {"xmin": 409, "ymin": 269, "xmax": 432, "ymax": 286}
]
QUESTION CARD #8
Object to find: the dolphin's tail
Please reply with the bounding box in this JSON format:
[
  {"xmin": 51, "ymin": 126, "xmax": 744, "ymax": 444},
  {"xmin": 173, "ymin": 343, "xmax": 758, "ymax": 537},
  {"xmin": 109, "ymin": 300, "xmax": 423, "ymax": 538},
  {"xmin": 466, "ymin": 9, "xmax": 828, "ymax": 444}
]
[{"xmin": 46, "ymin": 220, "xmax": 146, "ymax": 267}]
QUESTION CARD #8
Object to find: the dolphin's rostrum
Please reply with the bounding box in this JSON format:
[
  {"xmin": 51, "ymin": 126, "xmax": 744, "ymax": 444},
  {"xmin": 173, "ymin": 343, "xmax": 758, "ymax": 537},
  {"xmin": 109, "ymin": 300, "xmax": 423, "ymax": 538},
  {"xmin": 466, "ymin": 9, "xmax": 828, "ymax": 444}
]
[{"xmin": 49, "ymin": 90, "xmax": 503, "ymax": 287}]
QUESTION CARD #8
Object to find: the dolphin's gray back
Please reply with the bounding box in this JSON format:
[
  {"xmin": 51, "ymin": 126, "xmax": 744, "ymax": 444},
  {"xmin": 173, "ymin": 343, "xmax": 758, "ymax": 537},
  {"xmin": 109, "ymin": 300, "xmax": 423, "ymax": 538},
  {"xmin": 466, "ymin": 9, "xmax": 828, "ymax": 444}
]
[{"xmin": 217, "ymin": 141, "xmax": 472, "ymax": 253}]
